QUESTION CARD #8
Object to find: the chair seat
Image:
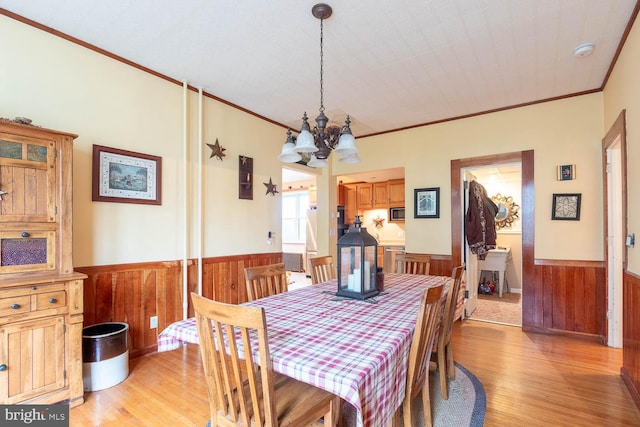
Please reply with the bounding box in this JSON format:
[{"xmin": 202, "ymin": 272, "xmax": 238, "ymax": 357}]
[{"xmin": 211, "ymin": 372, "xmax": 336, "ymax": 426}]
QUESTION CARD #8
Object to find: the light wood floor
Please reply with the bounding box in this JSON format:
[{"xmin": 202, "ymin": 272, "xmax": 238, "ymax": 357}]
[{"xmin": 70, "ymin": 320, "xmax": 640, "ymax": 426}]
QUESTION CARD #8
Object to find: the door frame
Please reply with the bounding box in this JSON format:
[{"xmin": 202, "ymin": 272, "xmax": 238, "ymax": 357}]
[
  {"xmin": 451, "ymin": 150, "xmax": 534, "ymax": 325},
  {"xmin": 602, "ymin": 110, "xmax": 628, "ymax": 347}
]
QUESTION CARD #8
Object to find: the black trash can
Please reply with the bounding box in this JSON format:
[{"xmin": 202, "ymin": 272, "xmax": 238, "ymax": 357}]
[{"xmin": 82, "ymin": 322, "xmax": 129, "ymax": 391}]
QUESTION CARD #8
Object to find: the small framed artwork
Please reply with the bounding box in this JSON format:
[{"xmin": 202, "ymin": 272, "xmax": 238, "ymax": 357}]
[
  {"xmin": 557, "ymin": 164, "xmax": 575, "ymax": 181},
  {"xmin": 552, "ymin": 193, "xmax": 581, "ymax": 220},
  {"xmin": 414, "ymin": 187, "xmax": 440, "ymax": 218},
  {"xmin": 92, "ymin": 145, "xmax": 162, "ymax": 205},
  {"xmin": 239, "ymin": 155, "xmax": 253, "ymax": 200}
]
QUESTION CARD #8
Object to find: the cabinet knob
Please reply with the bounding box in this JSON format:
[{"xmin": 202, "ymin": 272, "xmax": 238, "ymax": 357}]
[
  {"xmin": 49, "ymin": 298, "xmax": 57, "ymax": 304},
  {"xmin": 21, "ymin": 231, "xmax": 29, "ymax": 238},
  {"xmin": 10, "ymin": 304, "xmax": 19, "ymax": 310},
  {"xmin": 230, "ymin": 284, "xmax": 236, "ymax": 289},
  {"xmin": 31, "ymin": 286, "xmax": 37, "ymax": 290},
  {"xmin": 0, "ymin": 364, "xmax": 6, "ymax": 371}
]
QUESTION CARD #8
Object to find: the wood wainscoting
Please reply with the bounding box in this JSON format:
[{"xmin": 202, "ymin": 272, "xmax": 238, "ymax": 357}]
[
  {"xmin": 622, "ymin": 269, "xmax": 640, "ymax": 409},
  {"xmin": 77, "ymin": 252, "xmax": 282, "ymax": 357},
  {"xmin": 427, "ymin": 255, "xmax": 455, "ymax": 277},
  {"xmin": 525, "ymin": 259, "xmax": 606, "ymax": 342}
]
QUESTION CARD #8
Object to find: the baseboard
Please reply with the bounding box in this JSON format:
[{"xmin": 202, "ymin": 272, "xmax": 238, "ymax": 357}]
[
  {"xmin": 621, "ymin": 367, "xmax": 640, "ymax": 411},
  {"xmin": 522, "ymin": 325, "xmax": 605, "ymax": 344}
]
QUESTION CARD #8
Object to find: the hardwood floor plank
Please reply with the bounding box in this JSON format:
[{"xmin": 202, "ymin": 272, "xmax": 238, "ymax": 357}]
[{"xmin": 70, "ymin": 321, "xmax": 640, "ymax": 426}]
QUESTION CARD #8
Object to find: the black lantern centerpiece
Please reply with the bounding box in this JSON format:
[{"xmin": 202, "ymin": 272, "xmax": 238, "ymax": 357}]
[{"xmin": 336, "ymin": 215, "xmax": 379, "ymax": 300}]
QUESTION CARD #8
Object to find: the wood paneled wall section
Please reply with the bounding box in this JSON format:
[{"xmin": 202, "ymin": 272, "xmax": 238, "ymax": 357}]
[
  {"xmin": 77, "ymin": 253, "xmax": 282, "ymax": 357},
  {"xmin": 525, "ymin": 260, "xmax": 606, "ymax": 342},
  {"xmin": 428, "ymin": 255, "xmax": 455, "ymax": 277},
  {"xmin": 622, "ymin": 270, "xmax": 640, "ymax": 409}
]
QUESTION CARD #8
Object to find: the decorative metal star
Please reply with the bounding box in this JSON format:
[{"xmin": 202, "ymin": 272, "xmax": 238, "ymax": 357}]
[
  {"xmin": 373, "ymin": 216, "xmax": 385, "ymax": 228},
  {"xmin": 206, "ymin": 138, "xmax": 226, "ymax": 161},
  {"xmin": 264, "ymin": 178, "xmax": 279, "ymax": 196}
]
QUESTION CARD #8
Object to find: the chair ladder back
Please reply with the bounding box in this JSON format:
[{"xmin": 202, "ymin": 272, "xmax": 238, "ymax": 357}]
[
  {"xmin": 406, "ymin": 284, "xmax": 444, "ymax": 393},
  {"xmin": 441, "ymin": 264, "xmax": 465, "ymax": 342},
  {"xmin": 192, "ymin": 293, "xmax": 277, "ymax": 426},
  {"xmin": 394, "ymin": 253, "xmax": 431, "ymax": 275},
  {"xmin": 310, "ymin": 256, "xmax": 336, "ymax": 284},
  {"xmin": 244, "ymin": 263, "xmax": 288, "ymax": 301}
]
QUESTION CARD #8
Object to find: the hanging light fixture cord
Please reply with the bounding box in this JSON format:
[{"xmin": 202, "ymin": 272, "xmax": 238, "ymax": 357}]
[{"xmin": 319, "ymin": 17, "xmax": 325, "ymax": 115}]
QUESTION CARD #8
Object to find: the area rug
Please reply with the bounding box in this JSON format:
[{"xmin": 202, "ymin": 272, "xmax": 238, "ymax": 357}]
[
  {"xmin": 469, "ymin": 291, "xmax": 521, "ymax": 326},
  {"xmin": 343, "ymin": 363, "xmax": 486, "ymax": 426}
]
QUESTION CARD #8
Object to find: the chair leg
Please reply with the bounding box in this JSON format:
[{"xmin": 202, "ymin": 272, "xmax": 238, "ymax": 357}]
[
  {"xmin": 403, "ymin": 395, "xmax": 413, "ymax": 427},
  {"xmin": 327, "ymin": 396, "xmax": 341, "ymax": 427},
  {"xmin": 422, "ymin": 380, "xmax": 433, "ymax": 427},
  {"xmin": 438, "ymin": 349, "xmax": 449, "ymax": 400},
  {"xmin": 446, "ymin": 342, "xmax": 456, "ymax": 380}
]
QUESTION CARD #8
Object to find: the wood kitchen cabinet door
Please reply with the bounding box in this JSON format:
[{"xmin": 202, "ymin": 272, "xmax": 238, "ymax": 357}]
[
  {"xmin": 357, "ymin": 183, "xmax": 373, "ymax": 210},
  {"xmin": 373, "ymin": 182, "xmax": 388, "ymax": 208},
  {"xmin": 388, "ymin": 179, "xmax": 405, "ymax": 207},
  {"xmin": 0, "ymin": 316, "xmax": 65, "ymax": 403},
  {"xmin": 343, "ymin": 183, "xmax": 358, "ymax": 225}
]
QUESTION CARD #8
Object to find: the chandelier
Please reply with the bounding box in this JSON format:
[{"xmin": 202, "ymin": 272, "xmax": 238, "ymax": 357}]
[{"xmin": 278, "ymin": 3, "xmax": 359, "ymax": 168}]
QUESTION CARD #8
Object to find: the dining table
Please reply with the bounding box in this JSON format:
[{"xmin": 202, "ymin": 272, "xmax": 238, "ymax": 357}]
[{"xmin": 157, "ymin": 272, "xmax": 451, "ymax": 427}]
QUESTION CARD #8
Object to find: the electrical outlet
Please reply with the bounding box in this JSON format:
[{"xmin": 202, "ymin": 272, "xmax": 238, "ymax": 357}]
[{"xmin": 150, "ymin": 315, "xmax": 158, "ymax": 329}]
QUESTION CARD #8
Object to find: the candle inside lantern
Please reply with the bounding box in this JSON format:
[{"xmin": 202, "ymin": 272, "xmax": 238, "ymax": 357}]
[
  {"xmin": 364, "ymin": 261, "xmax": 370, "ymax": 290},
  {"xmin": 347, "ymin": 274, "xmax": 354, "ymax": 291},
  {"xmin": 353, "ymin": 268, "xmax": 361, "ymax": 291}
]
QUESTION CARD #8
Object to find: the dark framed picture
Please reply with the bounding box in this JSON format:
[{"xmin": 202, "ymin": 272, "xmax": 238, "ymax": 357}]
[
  {"xmin": 557, "ymin": 164, "xmax": 575, "ymax": 181},
  {"xmin": 552, "ymin": 193, "xmax": 581, "ymax": 220},
  {"xmin": 414, "ymin": 187, "xmax": 440, "ymax": 218},
  {"xmin": 92, "ymin": 145, "xmax": 162, "ymax": 205}
]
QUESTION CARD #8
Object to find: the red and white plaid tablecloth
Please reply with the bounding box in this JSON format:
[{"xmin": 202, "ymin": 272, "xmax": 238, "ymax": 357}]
[{"xmin": 157, "ymin": 273, "xmax": 450, "ymax": 427}]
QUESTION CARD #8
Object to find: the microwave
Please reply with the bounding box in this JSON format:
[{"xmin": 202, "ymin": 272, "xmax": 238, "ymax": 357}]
[{"xmin": 389, "ymin": 207, "xmax": 405, "ymax": 222}]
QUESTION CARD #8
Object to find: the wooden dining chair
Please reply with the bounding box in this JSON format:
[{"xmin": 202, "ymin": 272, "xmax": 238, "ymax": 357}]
[
  {"xmin": 431, "ymin": 264, "xmax": 465, "ymax": 400},
  {"xmin": 244, "ymin": 263, "xmax": 288, "ymax": 301},
  {"xmin": 394, "ymin": 253, "xmax": 431, "ymax": 275},
  {"xmin": 394, "ymin": 283, "xmax": 445, "ymax": 427},
  {"xmin": 191, "ymin": 293, "xmax": 341, "ymax": 427},
  {"xmin": 309, "ymin": 255, "xmax": 336, "ymax": 284}
]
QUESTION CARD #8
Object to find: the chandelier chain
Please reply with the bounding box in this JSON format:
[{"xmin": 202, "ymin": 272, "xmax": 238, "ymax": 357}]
[{"xmin": 319, "ymin": 17, "xmax": 324, "ymax": 114}]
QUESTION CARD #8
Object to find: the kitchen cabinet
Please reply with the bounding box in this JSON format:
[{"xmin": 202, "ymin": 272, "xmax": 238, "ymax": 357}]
[
  {"xmin": 372, "ymin": 182, "xmax": 388, "ymax": 209},
  {"xmin": 342, "ymin": 183, "xmax": 358, "ymax": 225},
  {"xmin": 388, "ymin": 179, "xmax": 405, "ymax": 207},
  {"xmin": 356, "ymin": 181, "xmax": 394, "ymax": 210},
  {"xmin": 357, "ymin": 183, "xmax": 373, "ymax": 210},
  {"xmin": 0, "ymin": 120, "xmax": 86, "ymax": 407}
]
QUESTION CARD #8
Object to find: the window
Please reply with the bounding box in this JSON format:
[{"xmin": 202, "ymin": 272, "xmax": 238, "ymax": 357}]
[{"xmin": 282, "ymin": 191, "xmax": 309, "ymax": 243}]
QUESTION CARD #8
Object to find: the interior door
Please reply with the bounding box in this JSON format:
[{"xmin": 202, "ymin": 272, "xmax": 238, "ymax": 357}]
[{"xmin": 463, "ymin": 170, "xmax": 479, "ymax": 317}]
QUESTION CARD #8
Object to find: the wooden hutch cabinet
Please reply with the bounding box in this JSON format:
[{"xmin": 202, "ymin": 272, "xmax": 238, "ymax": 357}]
[{"xmin": 0, "ymin": 120, "xmax": 86, "ymax": 407}]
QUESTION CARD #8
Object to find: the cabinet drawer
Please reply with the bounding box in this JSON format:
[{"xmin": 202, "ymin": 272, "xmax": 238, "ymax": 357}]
[
  {"xmin": 0, "ymin": 295, "xmax": 30, "ymax": 317},
  {"xmin": 0, "ymin": 230, "xmax": 56, "ymax": 274},
  {"xmin": 33, "ymin": 291, "xmax": 66, "ymax": 311}
]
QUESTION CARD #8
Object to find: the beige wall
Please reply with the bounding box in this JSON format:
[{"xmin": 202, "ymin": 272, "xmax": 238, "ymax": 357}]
[
  {"xmin": 0, "ymin": 15, "xmax": 284, "ymax": 267},
  {"xmin": 2, "ymin": 13, "xmax": 624, "ymax": 270},
  {"xmin": 603, "ymin": 14, "xmax": 640, "ymax": 275},
  {"xmin": 334, "ymin": 94, "xmax": 605, "ymax": 261}
]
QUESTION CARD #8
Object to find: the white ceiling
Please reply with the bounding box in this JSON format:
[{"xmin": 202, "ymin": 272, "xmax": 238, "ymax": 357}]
[{"xmin": 0, "ymin": 0, "xmax": 636, "ymax": 140}]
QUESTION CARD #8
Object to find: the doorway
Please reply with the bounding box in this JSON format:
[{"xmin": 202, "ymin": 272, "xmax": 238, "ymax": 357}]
[
  {"xmin": 451, "ymin": 151, "xmax": 534, "ymax": 327},
  {"xmin": 463, "ymin": 163, "xmax": 523, "ymax": 326},
  {"xmin": 603, "ymin": 110, "xmax": 627, "ymax": 348}
]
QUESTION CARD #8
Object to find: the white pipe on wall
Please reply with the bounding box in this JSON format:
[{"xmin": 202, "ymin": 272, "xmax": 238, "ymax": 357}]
[
  {"xmin": 182, "ymin": 81, "xmax": 189, "ymax": 320},
  {"xmin": 198, "ymin": 88, "xmax": 203, "ymax": 296}
]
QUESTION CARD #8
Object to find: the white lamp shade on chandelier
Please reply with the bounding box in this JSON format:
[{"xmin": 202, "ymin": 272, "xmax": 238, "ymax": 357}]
[{"xmin": 278, "ymin": 3, "xmax": 359, "ymax": 168}]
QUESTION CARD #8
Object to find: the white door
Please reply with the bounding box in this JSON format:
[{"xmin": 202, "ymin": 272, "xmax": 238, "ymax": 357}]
[
  {"xmin": 606, "ymin": 140, "xmax": 623, "ymax": 348},
  {"xmin": 463, "ymin": 170, "xmax": 479, "ymax": 317}
]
